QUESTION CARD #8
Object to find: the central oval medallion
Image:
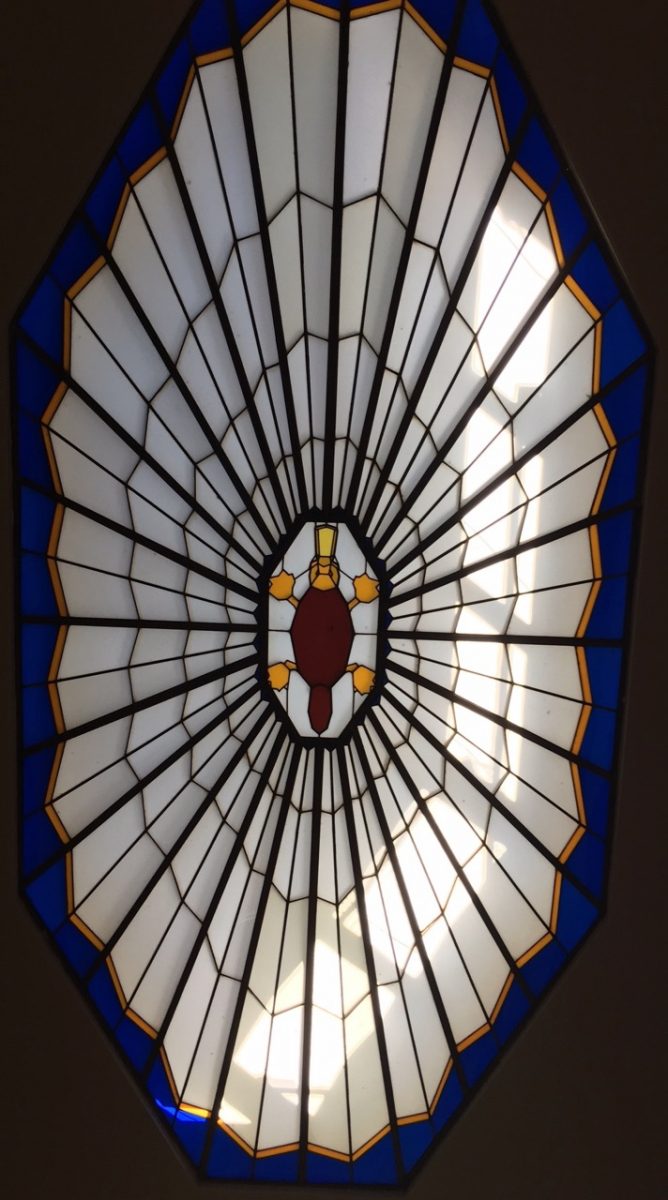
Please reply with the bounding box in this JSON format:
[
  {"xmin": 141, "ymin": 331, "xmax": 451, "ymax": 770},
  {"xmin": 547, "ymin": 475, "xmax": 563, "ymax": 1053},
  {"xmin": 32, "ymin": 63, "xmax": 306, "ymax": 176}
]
[{"xmin": 263, "ymin": 520, "xmax": 383, "ymax": 741}]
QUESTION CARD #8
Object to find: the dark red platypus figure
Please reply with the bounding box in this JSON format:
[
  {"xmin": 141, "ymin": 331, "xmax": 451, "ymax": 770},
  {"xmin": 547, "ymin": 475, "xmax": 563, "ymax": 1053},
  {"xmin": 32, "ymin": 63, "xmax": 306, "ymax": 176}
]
[{"xmin": 267, "ymin": 525, "xmax": 378, "ymax": 734}]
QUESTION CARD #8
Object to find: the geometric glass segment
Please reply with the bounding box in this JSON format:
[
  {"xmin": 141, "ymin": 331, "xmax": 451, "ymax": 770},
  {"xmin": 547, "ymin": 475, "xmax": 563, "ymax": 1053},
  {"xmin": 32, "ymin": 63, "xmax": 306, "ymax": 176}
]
[{"xmin": 13, "ymin": 0, "xmax": 652, "ymax": 1187}]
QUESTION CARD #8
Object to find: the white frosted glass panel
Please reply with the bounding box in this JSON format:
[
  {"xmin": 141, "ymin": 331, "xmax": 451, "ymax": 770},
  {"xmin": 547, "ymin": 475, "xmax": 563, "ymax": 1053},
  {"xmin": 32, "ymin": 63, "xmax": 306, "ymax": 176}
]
[
  {"xmin": 382, "ymin": 15, "xmax": 442, "ymax": 222},
  {"xmin": 346, "ymin": 995, "xmax": 389, "ymax": 1152},
  {"xmin": 73, "ymin": 266, "xmax": 167, "ymax": 398},
  {"xmin": 344, "ymin": 12, "xmax": 400, "ymax": 203},
  {"xmin": 417, "ymin": 67, "xmax": 487, "ymax": 246},
  {"xmin": 244, "ymin": 10, "xmax": 295, "ymax": 219},
  {"xmin": 440, "ymin": 92, "xmax": 505, "ymax": 285},
  {"xmin": 291, "ymin": 7, "xmax": 338, "ymax": 205},
  {"xmin": 200, "ymin": 59, "xmax": 258, "ymax": 239},
  {"xmin": 112, "ymin": 193, "xmax": 189, "ymax": 359},
  {"xmin": 175, "ymin": 82, "xmax": 234, "ymax": 278}
]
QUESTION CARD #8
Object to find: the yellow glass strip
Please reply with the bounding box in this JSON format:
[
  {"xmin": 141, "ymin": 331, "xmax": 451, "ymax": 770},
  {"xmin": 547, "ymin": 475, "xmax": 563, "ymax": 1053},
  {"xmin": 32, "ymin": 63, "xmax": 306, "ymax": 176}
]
[
  {"xmin": 516, "ymin": 931, "xmax": 552, "ymax": 968},
  {"xmin": 196, "ymin": 46, "xmax": 235, "ymax": 65},
  {"xmin": 558, "ymin": 824, "xmax": 585, "ymax": 867},
  {"xmin": 405, "ymin": 1, "xmax": 446, "ymax": 51},
  {"xmin": 489, "ymin": 971, "xmax": 514, "ymax": 1023},
  {"xmin": 291, "ymin": 0, "xmax": 340, "ymax": 19},
  {"xmin": 546, "ymin": 202, "xmax": 565, "ymax": 268},
  {"xmin": 428, "ymin": 1058, "xmax": 453, "ymax": 1114},
  {"xmin": 453, "ymin": 55, "xmax": 490, "ymax": 78},
  {"xmin": 106, "ymin": 184, "xmax": 132, "ymax": 250},
  {"xmin": 70, "ymin": 911, "xmax": 104, "ymax": 951},
  {"xmin": 351, "ymin": 0, "xmax": 402, "ymax": 19},
  {"xmin": 307, "ymin": 1142, "xmax": 351, "ymax": 1162},
  {"xmin": 489, "ymin": 76, "xmax": 509, "ymax": 152},
  {"xmin": 256, "ymin": 1142, "xmax": 300, "ymax": 1159},
  {"xmin": 565, "ymin": 274, "xmax": 601, "ymax": 322},
  {"xmin": 351, "ymin": 1124, "xmax": 392, "ymax": 1161},
  {"xmin": 512, "ymin": 161, "xmax": 546, "ymax": 203},
  {"xmin": 170, "ymin": 65, "xmax": 196, "ymax": 140},
  {"xmin": 457, "ymin": 1021, "xmax": 491, "ymax": 1052},
  {"xmin": 241, "ymin": 0, "xmax": 287, "ymax": 45},
  {"xmin": 67, "ymin": 255, "xmax": 106, "ymax": 301}
]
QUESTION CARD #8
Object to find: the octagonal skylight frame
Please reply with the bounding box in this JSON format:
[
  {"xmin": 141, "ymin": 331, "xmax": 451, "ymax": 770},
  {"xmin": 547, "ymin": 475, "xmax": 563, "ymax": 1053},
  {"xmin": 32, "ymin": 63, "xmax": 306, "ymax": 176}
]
[{"xmin": 12, "ymin": 0, "xmax": 653, "ymax": 1187}]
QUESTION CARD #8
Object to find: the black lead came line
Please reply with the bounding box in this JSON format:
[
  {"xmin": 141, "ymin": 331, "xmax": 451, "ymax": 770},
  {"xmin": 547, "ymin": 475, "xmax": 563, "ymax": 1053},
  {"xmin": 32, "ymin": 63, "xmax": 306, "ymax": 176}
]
[
  {"xmin": 223, "ymin": 0, "xmax": 309, "ymax": 514},
  {"xmin": 322, "ymin": 1, "xmax": 351, "ymax": 515},
  {"xmin": 140, "ymin": 725, "xmax": 290, "ymax": 1085},
  {"xmin": 17, "ymin": 325, "xmax": 263, "ymax": 574},
  {"xmin": 374, "ymin": 220, "xmax": 594, "ymax": 556},
  {"xmin": 352, "ymin": 729, "xmax": 469, "ymax": 1095},
  {"xmin": 22, "ymin": 473, "xmax": 257, "ymax": 603},
  {"xmin": 336, "ymin": 744, "xmax": 405, "ymax": 1182},
  {"xmin": 366, "ymin": 707, "xmax": 534, "ymax": 999},
  {"xmin": 379, "ymin": 684, "xmax": 599, "ymax": 914},
  {"xmin": 149, "ymin": 87, "xmax": 295, "ymax": 534},
  {"xmin": 80, "ymin": 712, "xmax": 281, "ymax": 980},
  {"xmin": 383, "ymin": 345, "xmax": 648, "ymax": 585},
  {"xmin": 344, "ymin": 0, "xmax": 469, "ymax": 516},
  {"xmin": 77, "ymin": 205, "xmax": 275, "ymax": 549},
  {"xmin": 22, "ymin": 683, "xmax": 261, "ymax": 885},
  {"xmin": 198, "ymin": 743, "xmax": 303, "ymax": 1178},
  {"xmin": 391, "ymin": 496, "xmax": 637, "ymax": 607},
  {"xmin": 297, "ymin": 744, "xmax": 324, "ymax": 1182},
  {"xmin": 358, "ymin": 68, "xmax": 533, "ymax": 534},
  {"xmin": 25, "ymin": 651, "xmax": 258, "ymax": 756}
]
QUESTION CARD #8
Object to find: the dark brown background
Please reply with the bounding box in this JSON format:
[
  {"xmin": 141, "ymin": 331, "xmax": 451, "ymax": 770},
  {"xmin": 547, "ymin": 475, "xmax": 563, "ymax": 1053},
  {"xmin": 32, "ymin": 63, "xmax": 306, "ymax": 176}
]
[{"xmin": 2, "ymin": 2, "xmax": 666, "ymax": 1196}]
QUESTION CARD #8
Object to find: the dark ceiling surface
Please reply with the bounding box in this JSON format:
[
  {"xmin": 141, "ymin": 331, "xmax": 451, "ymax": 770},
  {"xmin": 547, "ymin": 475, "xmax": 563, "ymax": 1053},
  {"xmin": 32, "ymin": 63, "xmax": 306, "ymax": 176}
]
[{"xmin": 2, "ymin": 2, "xmax": 666, "ymax": 1197}]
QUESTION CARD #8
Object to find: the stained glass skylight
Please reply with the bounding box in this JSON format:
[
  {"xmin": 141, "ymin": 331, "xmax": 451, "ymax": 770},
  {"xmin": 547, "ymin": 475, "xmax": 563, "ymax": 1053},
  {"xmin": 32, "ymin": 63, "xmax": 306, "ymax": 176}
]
[{"xmin": 13, "ymin": 0, "xmax": 652, "ymax": 1186}]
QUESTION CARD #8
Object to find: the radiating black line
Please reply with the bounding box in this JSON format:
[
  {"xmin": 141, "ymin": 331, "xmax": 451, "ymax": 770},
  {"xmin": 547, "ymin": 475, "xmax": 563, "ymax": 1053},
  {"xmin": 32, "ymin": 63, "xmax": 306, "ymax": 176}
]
[
  {"xmin": 199, "ymin": 742, "xmax": 303, "ymax": 1177},
  {"xmin": 32, "ymin": 397, "xmax": 259, "ymax": 591},
  {"xmin": 345, "ymin": 0, "xmax": 468, "ymax": 513},
  {"xmin": 297, "ymin": 744, "xmax": 324, "ymax": 1180},
  {"xmin": 149, "ymin": 90, "xmax": 294, "ymax": 531},
  {"xmin": 23, "ymin": 614, "xmax": 256, "ymax": 631},
  {"xmin": 345, "ymin": 738, "xmax": 432, "ymax": 1119},
  {"xmin": 363, "ymin": 113, "xmax": 536, "ymax": 538},
  {"xmin": 385, "ymin": 654, "xmax": 602, "ymax": 790},
  {"xmin": 366, "ymin": 708, "xmax": 533, "ymax": 996},
  {"xmin": 354, "ymin": 56, "xmax": 499, "ymax": 524},
  {"xmin": 380, "ymin": 682, "xmax": 598, "ymax": 913},
  {"xmin": 251, "ymin": 748, "xmax": 310, "ymax": 1161},
  {"xmin": 23, "ymin": 470, "xmax": 255, "ymax": 601},
  {"xmin": 336, "ymin": 745, "xmax": 404, "ymax": 1183},
  {"xmin": 352, "ymin": 729, "xmax": 468, "ymax": 1094},
  {"xmin": 386, "ymin": 629, "xmax": 622, "ymax": 648},
  {"xmin": 189, "ymin": 69, "xmax": 300, "ymax": 522},
  {"xmin": 285, "ymin": 1, "xmax": 317, "ymax": 508},
  {"xmin": 140, "ymin": 726, "xmax": 290, "ymax": 1082},
  {"xmin": 22, "ymin": 683, "xmax": 260, "ymax": 884},
  {"xmin": 387, "ymin": 349, "xmax": 649, "ymax": 577},
  {"xmin": 322, "ymin": 2, "xmax": 350, "ymax": 513},
  {"xmin": 337, "ymin": 2, "xmax": 405, "ymax": 512},
  {"xmin": 375, "ymin": 223, "xmax": 591, "ymax": 553},
  {"xmin": 81, "ymin": 711, "xmax": 281, "ymax": 972},
  {"xmin": 223, "ymin": 0, "xmax": 309, "ymax": 512},
  {"xmin": 392, "ymin": 497, "xmax": 635, "ymax": 605},
  {"xmin": 328, "ymin": 753, "xmax": 354, "ymax": 1164},
  {"xmin": 388, "ymin": 641, "xmax": 605, "ymax": 718},
  {"xmin": 30, "ymin": 639, "xmax": 253, "ymax": 689},
  {"xmin": 117, "ymin": 166, "xmax": 291, "ymax": 544},
  {"xmin": 78, "ymin": 208, "xmax": 274, "ymax": 546},
  {"xmin": 18, "ymin": 327, "xmax": 262, "ymax": 572},
  {"xmin": 380, "ymin": 671, "xmax": 582, "ymax": 949},
  {"xmin": 26, "ymin": 648, "xmax": 256, "ymax": 754}
]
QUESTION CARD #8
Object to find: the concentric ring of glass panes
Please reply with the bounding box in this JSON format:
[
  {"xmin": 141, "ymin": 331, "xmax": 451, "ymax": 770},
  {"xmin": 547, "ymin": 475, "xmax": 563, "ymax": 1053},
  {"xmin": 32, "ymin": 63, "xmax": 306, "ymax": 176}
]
[{"xmin": 14, "ymin": 0, "xmax": 651, "ymax": 1187}]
